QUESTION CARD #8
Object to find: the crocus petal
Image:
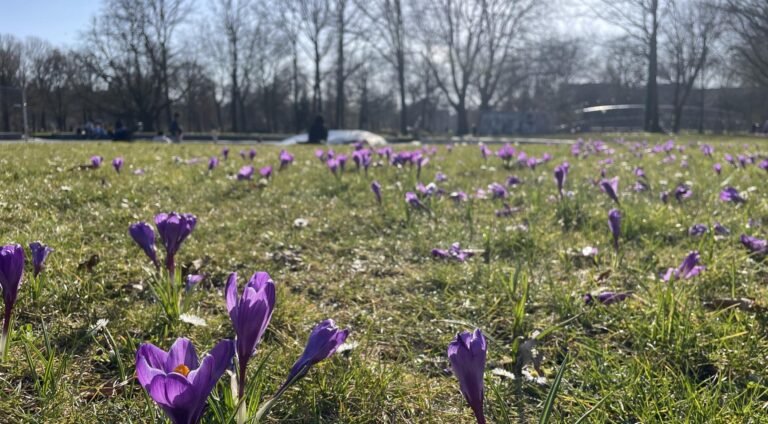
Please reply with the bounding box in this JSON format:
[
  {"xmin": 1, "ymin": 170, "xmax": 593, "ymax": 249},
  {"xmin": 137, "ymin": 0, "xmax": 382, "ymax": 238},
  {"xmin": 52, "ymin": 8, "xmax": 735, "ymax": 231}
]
[
  {"xmin": 166, "ymin": 338, "xmax": 199, "ymax": 373},
  {"xmin": 225, "ymin": 272, "xmax": 239, "ymax": 316},
  {"xmin": 137, "ymin": 342, "xmax": 170, "ymax": 373},
  {"xmin": 0, "ymin": 244, "xmax": 25, "ymax": 310},
  {"xmin": 136, "ymin": 356, "xmax": 166, "ymax": 389}
]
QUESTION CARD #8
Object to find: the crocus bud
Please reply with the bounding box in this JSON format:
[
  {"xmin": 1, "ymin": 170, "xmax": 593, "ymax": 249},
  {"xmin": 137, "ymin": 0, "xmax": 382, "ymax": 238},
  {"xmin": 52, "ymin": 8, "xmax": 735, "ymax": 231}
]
[
  {"xmin": 371, "ymin": 181, "xmax": 382, "ymax": 205},
  {"xmin": 608, "ymin": 209, "xmax": 621, "ymax": 252},
  {"xmin": 28, "ymin": 241, "xmax": 53, "ymax": 278},
  {"xmin": 447, "ymin": 329, "xmax": 487, "ymax": 424},
  {"xmin": 112, "ymin": 157, "xmax": 124, "ymax": 173},
  {"xmin": 129, "ymin": 222, "xmax": 159, "ymax": 268}
]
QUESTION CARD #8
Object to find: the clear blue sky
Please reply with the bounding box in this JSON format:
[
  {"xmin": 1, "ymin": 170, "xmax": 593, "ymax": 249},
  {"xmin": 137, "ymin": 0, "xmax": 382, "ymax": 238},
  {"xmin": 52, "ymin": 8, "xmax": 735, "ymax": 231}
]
[{"xmin": 0, "ymin": 0, "xmax": 103, "ymax": 46}]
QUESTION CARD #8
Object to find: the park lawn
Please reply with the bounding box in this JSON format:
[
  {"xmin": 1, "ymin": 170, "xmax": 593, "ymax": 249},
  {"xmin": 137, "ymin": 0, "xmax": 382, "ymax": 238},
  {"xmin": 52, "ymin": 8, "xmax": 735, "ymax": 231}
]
[{"xmin": 0, "ymin": 137, "xmax": 767, "ymax": 423}]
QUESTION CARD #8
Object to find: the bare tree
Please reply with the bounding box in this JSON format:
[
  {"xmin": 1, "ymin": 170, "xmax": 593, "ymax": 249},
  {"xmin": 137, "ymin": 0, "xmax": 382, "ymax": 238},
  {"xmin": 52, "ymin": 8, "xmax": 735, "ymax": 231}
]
[
  {"xmin": 288, "ymin": 0, "xmax": 333, "ymax": 116},
  {"xmin": 418, "ymin": 0, "xmax": 485, "ymax": 135},
  {"xmin": 595, "ymin": 0, "xmax": 664, "ymax": 132},
  {"xmin": 144, "ymin": 0, "xmax": 191, "ymax": 125},
  {"xmin": 356, "ymin": 0, "xmax": 409, "ymax": 134},
  {"xmin": 206, "ymin": 0, "xmax": 253, "ymax": 132},
  {"xmin": 662, "ymin": 0, "xmax": 722, "ymax": 133},
  {"xmin": 83, "ymin": 0, "xmax": 167, "ymax": 129},
  {"xmin": 726, "ymin": 0, "xmax": 768, "ymax": 88},
  {"xmin": 475, "ymin": 0, "xmax": 540, "ymax": 112},
  {"xmin": 278, "ymin": 2, "xmax": 305, "ymax": 131},
  {"xmin": 0, "ymin": 35, "xmax": 21, "ymax": 131}
]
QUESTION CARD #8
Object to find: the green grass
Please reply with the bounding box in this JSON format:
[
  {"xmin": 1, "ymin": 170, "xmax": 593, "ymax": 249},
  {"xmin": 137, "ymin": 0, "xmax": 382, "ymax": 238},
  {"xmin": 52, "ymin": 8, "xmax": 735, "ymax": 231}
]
[{"xmin": 0, "ymin": 138, "xmax": 767, "ymax": 423}]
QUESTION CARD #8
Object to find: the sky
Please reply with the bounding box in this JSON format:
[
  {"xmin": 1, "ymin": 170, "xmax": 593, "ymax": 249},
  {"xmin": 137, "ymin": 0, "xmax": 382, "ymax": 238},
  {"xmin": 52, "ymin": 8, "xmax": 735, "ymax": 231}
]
[
  {"xmin": 0, "ymin": 0, "xmax": 103, "ymax": 46},
  {"xmin": 0, "ymin": 0, "xmax": 618, "ymax": 49}
]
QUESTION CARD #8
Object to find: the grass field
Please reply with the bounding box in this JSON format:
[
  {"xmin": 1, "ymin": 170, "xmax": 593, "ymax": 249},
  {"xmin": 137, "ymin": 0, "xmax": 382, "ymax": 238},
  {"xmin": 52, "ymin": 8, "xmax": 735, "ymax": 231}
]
[{"xmin": 1, "ymin": 136, "xmax": 768, "ymax": 423}]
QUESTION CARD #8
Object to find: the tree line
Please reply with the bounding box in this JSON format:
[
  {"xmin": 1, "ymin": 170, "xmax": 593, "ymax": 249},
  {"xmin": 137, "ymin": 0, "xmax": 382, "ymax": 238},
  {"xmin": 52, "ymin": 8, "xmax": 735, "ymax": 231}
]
[{"xmin": 0, "ymin": 0, "xmax": 767, "ymax": 136}]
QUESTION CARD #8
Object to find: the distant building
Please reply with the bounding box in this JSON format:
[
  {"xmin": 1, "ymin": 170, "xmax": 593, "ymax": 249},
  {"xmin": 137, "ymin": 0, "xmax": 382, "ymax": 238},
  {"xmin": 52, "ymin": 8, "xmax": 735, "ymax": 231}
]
[
  {"xmin": 476, "ymin": 111, "xmax": 551, "ymax": 135},
  {"xmin": 560, "ymin": 83, "xmax": 768, "ymax": 132},
  {"xmin": 576, "ymin": 104, "xmax": 746, "ymax": 133}
]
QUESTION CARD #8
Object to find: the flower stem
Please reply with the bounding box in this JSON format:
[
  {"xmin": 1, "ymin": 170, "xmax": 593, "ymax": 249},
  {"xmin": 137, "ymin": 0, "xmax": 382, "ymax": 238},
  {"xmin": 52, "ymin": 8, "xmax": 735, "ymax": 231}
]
[{"xmin": 1, "ymin": 306, "xmax": 11, "ymax": 361}]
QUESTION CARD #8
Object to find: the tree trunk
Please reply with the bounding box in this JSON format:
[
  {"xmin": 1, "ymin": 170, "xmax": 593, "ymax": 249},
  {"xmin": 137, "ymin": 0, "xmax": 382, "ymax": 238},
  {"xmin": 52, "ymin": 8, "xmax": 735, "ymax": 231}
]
[
  {"xmin": 359, "ymin": 73, "xmax": 368, "ymax": 129},
  {"xmin": 292, "ymin": 41, "xmax": 300, "ymax": 132},
  {"xmin": 644, "ymin": 1, "xmax": 661, "ymax": 133},
  {"xmin": 673, "ymin": 105, "xmax": 683, "ymax": 133},
  {"xmin": 231, "ymin": 44, "xmax": 239, "ymax": 132},
  {"xmin": 455, "ymin": 101, "xmax": 468, "ymax": 135},
  {"xmin": 397, "ymin": 49, "xmax": 407, "ymax": 135},
  {"xmin": 313, "ymin": 42, "xmax": 322, "ymax": 115},
  {"xmin": 335, "ymin": 1, "xmax": 345, "ymax": 129}
]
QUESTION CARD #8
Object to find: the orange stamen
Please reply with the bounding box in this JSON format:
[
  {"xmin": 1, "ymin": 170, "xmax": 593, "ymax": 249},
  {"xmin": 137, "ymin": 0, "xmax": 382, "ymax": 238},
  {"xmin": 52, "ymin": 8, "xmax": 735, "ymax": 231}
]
[{"xmin": 173, "ymin": 364, "xmax": 190, "ymax": 377}]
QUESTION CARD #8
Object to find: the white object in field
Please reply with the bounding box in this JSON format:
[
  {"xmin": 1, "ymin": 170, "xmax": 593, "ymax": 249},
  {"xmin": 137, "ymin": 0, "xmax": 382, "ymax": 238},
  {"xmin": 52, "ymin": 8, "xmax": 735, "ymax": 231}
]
[{"xmin": 279, "ymin": 129, "xmax": 387, "ymax": 146}]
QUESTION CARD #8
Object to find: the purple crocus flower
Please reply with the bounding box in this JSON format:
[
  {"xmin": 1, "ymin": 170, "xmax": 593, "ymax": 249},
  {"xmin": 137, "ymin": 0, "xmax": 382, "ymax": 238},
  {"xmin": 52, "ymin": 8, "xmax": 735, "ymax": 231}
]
[
  {"xmin": 371, "ymin": 181, "xmax": 382, "ymax": 205},
  {"xmin": 634, "ymin": 167, "xmax": 645, "ymax": 178},
  {"xmin": 28, "ymin": 242, "xmax": 53, "ymax": 278},
  {"xmin": 608, "ymin": 209, "xmax": 621, "ymax": 252},
  {"xmin": 479, "ymin": 144, "xmax": 492, "ymax": 160},
  {"xmin": 326, "ymin": 158, "xmax": 341, "ymax": 176},
  {"xmin": 208, "ymin": 156, "xmax": 219, "ymax": 171},
  {"xmin": 416, "ymin": 155, "xmax": 429, "ymax": 179},
  {"xmin": 554, "ymin": 165, "xmax": 566, "ymax": 196},
  {"xmin": 497, "ymin": 144, "xmax": 515, "ymax": 163},
  {"xmin": 222, "ymin": 147, "xmax": 229, "ymax": 160},
  {"xmin": 112, "ymin": 157, "xmax": 124, "ymax": 173},
  {"xmin": 634, "ymin": 180, "xmax": 649, "ymax": 192},
  {"xmin": 759, "ymin": 159, "xmax": 768, "ymax": 172},
  {"xmin": 129, "ymin": 222, "xmax": 159, "ymax": 268},
  {"xmin": 600, "ymin": 177, "xmax": 620, "ymax": 204},
  {"xmin": 584, "ymin": 291, "xmax": 631, "ymax": 305},
  {"xmin": 239, "ymin": 150, "xmax": 247, "ymax": 160},
  {"xmin": 278, "ymin": 319, "xmax": 349, "ymax": 392},
  {"xmin": 432, "ymin": 243, "xmax": 474, "ymax": 262},
  {"xmin": 185, "ymin": 274, "xmax": 204, "ymax": 292},
  {"xmin": 713, "ymin": 163, "xmax": 722, "ymax": 175},
  {"xmin": 725, "ymin": 153, "xmax": 735, "ymax": 166},
  {"xmin": 155, "ymin": 212, "xmax": 197, "ymax": 276},
  {"xmin": 720, "ymin": 187, "xmax": 745, "ymax": 203},
  {"xmin": 435, "ymin": 172, "xmax": 448, "ymax": 182},
  {"xmin": 0, "ymin": 244, "xmax": 24, "ymax": 356},
  {"xmin": 447, "ymin": 329, "xmax": 487, "ymax": 424},
  {"xmin": 689, "ymin": 223, "xmax": 708, "ymax": 236},
  {"xmin": 248, "ymin": 149, "xmax": 257, "ymax": 161},
  {"xmin": 237, "ymin": 165, "xmax": 254, "ymax": 181},
  {"xmin": 337, "ymin": 154, "xmax": 348, "ymax": 172},
  {"xmin": 488, "ymin": 183, "xmax": 508, "ymax": 200},
  {"xmin": 506, "ymin": 176, "xmax": 521, "ymax": 187},
  {"xmin": 315, "ymin": 149, "xmax": 325, "ymax": 162},
  {"xmin": 405, "ymin": 192, "xmax": 426, "ymax": 210},
  {"xmin": 225, "ymin": 272, "xmax": 276, "ymax": 399},
  {"xmin": 740, "ymin": 234, "xmax": 767, "ymax": 254},
  {"xmin": 674, "ymin": 184, "xmax": 692, "ymax": 202},
  {"xmin": 259, "ymin": 166, "xmax": 273, "ymax": 179},
  {"xmin": 700, "ymin": 144, "xmax": 714, "ymax": 156},
  {"xmin": 495, "ymin": 203, "xmax": 518, "ymax": 217},
  {"xmin": 660, "ymin": 191, "xmax": 669, "ymax": 203},
  {"xmin": 135, "ymin": 338, "xmax": 235, "ymax": 424},
  {"xmin": 279, "ymin": 150, "xmax": 294, "ymax": 169},
  {"xmin": 91, "ymin": 155, "xmax": 103, "ymax": 168},
  {"xmin": 450, "ymin": 191, "xmax": 468, "ymax": 203},
  {"xmin": 663, "ymin": 251, "xmax": 705, "ymax": 281},
  {"xmin": 713, "ymin": 222, "xmax": 730, "ymax": 236}
]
